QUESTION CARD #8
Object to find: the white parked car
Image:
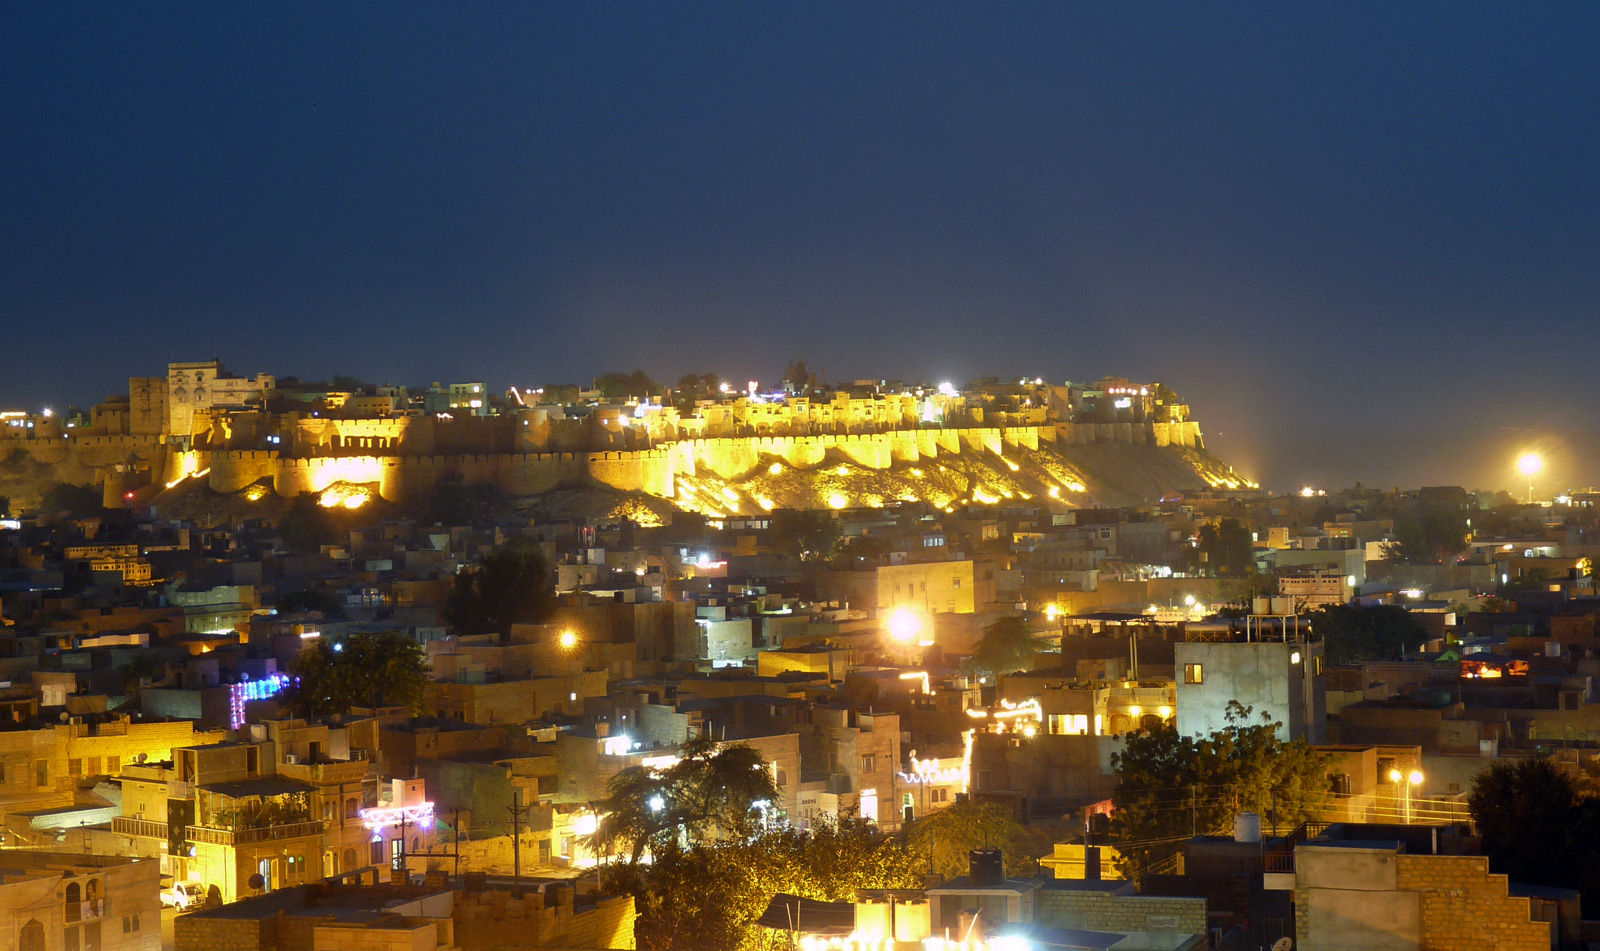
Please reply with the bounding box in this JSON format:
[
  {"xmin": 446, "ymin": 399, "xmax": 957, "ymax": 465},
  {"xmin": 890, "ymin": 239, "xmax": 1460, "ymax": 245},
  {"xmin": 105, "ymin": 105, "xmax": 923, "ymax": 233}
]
[{"xmin": 160, "ymin": 882, "xmax": 205, "ymax": 911}]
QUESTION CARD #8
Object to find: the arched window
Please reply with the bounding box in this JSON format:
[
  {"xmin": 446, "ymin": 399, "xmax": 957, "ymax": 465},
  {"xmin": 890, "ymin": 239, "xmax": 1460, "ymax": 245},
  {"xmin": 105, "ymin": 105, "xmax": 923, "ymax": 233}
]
[
  {"xmin": 64, "ymin": 881, "xmax": 81, "ymax": 922},
  {"xmin": 172, "ymin": 387, "xmax": 187, "ymax": 403},
  {"xmin": 18, "ymin": 920, "xmax": 44, "ymax": 951}
]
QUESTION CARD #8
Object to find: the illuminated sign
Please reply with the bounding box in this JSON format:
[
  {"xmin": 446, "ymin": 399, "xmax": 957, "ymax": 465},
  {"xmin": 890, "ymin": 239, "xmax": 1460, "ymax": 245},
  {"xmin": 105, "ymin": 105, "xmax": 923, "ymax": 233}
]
[
  {"xmin": 359, "ymin": 801, "xmax": 435, "ymax": 831},
  {"xmin": 229, "ymin": 673, "xmax": 291, "ymax": 729}
]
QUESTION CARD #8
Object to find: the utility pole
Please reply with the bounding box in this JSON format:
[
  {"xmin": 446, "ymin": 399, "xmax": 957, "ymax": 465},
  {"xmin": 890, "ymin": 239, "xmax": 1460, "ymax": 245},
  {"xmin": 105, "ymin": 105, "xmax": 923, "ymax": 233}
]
[
  {"xmin": 453, "ymin": 807, "xmax": 462, "ymax": 882},
  {"xmin": 508, "ymin": 791, "xmax": 531, "ymax": 884}
]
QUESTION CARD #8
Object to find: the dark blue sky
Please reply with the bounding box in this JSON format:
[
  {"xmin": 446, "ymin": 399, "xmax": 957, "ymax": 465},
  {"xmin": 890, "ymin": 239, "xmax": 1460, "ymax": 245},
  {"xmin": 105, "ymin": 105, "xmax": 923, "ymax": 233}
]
[{"xmin": 2, "ymin": 3, "xmax": 1597, "ymax": 492}]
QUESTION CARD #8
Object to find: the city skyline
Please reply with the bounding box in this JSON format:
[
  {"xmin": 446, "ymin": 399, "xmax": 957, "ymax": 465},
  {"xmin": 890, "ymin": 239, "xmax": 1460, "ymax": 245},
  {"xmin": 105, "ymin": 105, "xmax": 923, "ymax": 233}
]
[{"xmin": 4, "ymin": 4, "xmax": 1598, "ymax": 492}]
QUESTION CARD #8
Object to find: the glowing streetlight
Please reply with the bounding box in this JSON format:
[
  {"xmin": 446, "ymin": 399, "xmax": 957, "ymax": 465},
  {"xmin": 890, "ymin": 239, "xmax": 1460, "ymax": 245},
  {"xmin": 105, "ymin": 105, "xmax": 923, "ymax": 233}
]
[
  {"xmin": 558, "ymin": 629, "xmax": 580, "ymax": 651},
  {"xmin": 1389, "ymin": 768, "xmax": 1424, "ymax": 823},
  {"xmin": 1517, "ymin": 452, "xmax": 1543, "ymax": 504}
]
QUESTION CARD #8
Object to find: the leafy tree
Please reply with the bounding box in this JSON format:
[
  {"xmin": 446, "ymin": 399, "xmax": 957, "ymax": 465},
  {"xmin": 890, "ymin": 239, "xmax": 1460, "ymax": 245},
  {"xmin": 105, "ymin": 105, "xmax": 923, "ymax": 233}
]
[
  {"xmin": 603, "ymin": 816, "xmax": 920, "ymax": 951},
  {"xmin": 443, "ymin": 540, "xmax": 556, "ymax": 636},
  {"xmin": 965, "ymin": 615, "xmax": 1049, "ymax": 677},
  {"xmin": 590, "ymin": 735, "xmax": 780, "ymax": 865},
  {"xmin": 275, "ymin": 588, "xmax": 347, "ymax": 618},
  {"xmin": 277, "ymin": 493, "xmax": 337, "ymax": 554},
  {"xmin": 2, "ymin": 448, "xmax": 28, "ymax": 471},
  {"xmin": 1470, "ymin": 758, "xmax": 1580, "ymax": 887},
  {"xmin": 906, "ymin": 798, "xmax": 1042, "ymax": 878},
  {"xmin": 285, "ymin": 633, "xmax": 430, "ymax": 716},
  {"xmin": 1110, "ymin": 702, "xmax": 1331, "ymax": 878},
  {"xmin": 596, "ymin": 370, "xmax": 662, "ymax": 400},
  {"xmin": 768, "ymin": 509, "xmax": 839, "ymax": 561},
  {"xmin": 1383, "ymin": 510, "xmax": 1469, "ymax": 564},
  {"xmin": 1195, "ymin": 518, "xmax": 1255, "ymax": 576},
  {"xmin": 40, "ymin": 482, "xmax": 103, "ymax": 517},
  {"xmin": 827, "ymin": 534, "xmax": 892, "ymax": 569},
  {"xmin": 118, "ymin": 653, "xmax": 167, "ymax": 694},
  {"xmin": 1312, "ymin": 603, "xmax": 1430, "ymax": 664},
  {"xmin": 538, "ymin": 383, "xmax": 581, "ymax": 404}
]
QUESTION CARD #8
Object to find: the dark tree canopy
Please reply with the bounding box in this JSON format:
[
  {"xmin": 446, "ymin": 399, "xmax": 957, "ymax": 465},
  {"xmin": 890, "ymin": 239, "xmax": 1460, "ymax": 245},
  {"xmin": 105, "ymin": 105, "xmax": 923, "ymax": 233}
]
[
  {"xmin": 1196, "ymin": 518, "xmax": 1255, "ymax": 576},
  {"xmin": 965, "ymin": 615, "xmax": 1049, "ymax": 677},
  {"xmin": 285, "ymin": 632, "xmax": 430, "ymax": 716},
  {"xmin": 1468, "ymin": 757, "xmax": 1600, "ymax": 915},
  {"xmin": 443, "ymin": 540, "xmax": 556, "ymax": 637},
  {"xmin": 595, "ymin": 370, "xmax": 661, "ymax": 400},
  {"xmin": 1384, "ymin": 510, "xmax": 1470, "ymax": 564},
  {"xmin": 40, "ymin": 482, "xmax": 103, "ymax": 518},
  {"xmin": 1312, "ymin": 603, "xmax": 1430, "ymax": 664},
  {"xmin": 768, "ymin": 509, "xmax": 839, "ymax": 561},
  {"xmin": 275, "ymin": 588, "xmax": 347, "ymax": 619}
]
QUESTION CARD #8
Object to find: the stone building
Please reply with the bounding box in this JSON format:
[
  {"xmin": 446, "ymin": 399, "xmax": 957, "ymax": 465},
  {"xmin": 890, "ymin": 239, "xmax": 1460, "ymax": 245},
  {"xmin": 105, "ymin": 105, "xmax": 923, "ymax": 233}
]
[{"xmin": 0, "ymin": 851, "xmax": 160, "ymax": 951}]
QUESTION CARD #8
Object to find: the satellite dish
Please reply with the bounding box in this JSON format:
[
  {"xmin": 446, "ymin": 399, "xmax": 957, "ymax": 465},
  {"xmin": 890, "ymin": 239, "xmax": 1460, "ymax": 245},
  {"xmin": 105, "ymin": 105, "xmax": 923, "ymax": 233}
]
[
  {"xmin": 1272, "ymin": 939, "xmax": 1294, "ymax": 951},
  {"xmin": 248, "ymin": 874, "xmax": 265, "ymax": 891}
]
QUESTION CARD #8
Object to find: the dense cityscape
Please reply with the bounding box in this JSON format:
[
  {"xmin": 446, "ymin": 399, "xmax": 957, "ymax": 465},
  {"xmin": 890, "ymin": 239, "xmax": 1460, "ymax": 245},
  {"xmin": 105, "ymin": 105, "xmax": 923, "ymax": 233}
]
[
  {"xmin": 0, "ymin": 361, "xmax": 1593, "ymax": 951},
  {"xmin": 6, "ymin": 5, "xmax": 1597, "ymax": 951}
]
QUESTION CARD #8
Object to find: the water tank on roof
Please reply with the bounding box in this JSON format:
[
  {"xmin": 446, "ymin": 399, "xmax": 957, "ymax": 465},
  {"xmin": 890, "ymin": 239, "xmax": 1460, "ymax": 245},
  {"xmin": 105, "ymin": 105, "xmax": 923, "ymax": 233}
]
[
  {"xmin": 1270, "ymin": 597, "xmax": 1293, "ymax": 616},
  {"xmin": 968, "ymin": 848, "xmax": 1004, "ymax": 886},
  {"xmin": 895, "ymin": 901, "xmax": 931, "ymax": 942},
  {"xmin": 1252, "ymin": 597, "xmax": 1271, "ymax": 616},
  {"xmin": 855, "ymin": 901, "xmax": 891, "ymax": 941},
  {"xmin": 1234, "ymin": 811, "xmax": 1262, "ymax": 843}
]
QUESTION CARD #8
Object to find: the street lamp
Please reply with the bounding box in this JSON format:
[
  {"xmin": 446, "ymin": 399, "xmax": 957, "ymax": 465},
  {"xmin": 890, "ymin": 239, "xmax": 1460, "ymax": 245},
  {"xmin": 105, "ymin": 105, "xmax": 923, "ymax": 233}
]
[
  {"xmin": 558, "ymin": 629, "xmax": 580, "ymax": 651},
  {"xmin": 1389, "ymin": 768, "xmax": 1424, "ymax": 823},
  {"xmin": 1517, "ymin": 452, "xmax": 1543, "ymax": 504}
]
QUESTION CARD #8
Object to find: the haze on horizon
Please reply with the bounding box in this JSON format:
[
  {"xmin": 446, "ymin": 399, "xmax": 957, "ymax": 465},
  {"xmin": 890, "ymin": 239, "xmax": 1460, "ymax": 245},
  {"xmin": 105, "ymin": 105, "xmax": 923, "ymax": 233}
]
[{"xmin": 2, "ymin": 3, "xmax": 1596, "ymax": 496}]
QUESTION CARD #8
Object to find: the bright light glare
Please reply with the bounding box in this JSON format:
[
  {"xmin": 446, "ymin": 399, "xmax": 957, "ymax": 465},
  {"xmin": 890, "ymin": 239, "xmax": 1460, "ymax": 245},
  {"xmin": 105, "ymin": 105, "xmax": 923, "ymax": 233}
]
[
  {"xmin": 648, "ymin": 795, "xmax": 665, "ymax": 813},
  {"xmin": 1518, "ymin": 452, "xmax": 1543, "ymax": 476},
  {"xmin": 887, "ymin": 610, "xmax": 922, "ymax": 643},
  {"xmin": 1408, "ymin": 770, "xmax": 1424, "ymax": 786},
  {"xmin": 558, "ymin": 629, "xmax": 579, "ymax": 650}
]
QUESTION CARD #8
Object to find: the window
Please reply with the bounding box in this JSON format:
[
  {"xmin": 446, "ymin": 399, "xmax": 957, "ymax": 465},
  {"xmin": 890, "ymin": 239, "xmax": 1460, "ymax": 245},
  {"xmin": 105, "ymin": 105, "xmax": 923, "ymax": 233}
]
[
  {"xmin": 87, "ymin": 757, "xmax": 101, "ymax": 777},
  {"xmin": 1313, "ymin": 656, "xmax": 1324, "ymax": 675},
  {"xmin": 775, "ymin": 768, "xmax": 788, "ymax": 787},
  {"xmin": 106, "ymin": 756, "xmax": 119, "ymax": 774},
  {"xmin": 370, "ymin": 838, "xmax": 384, "ymax": 866},
  {"xmin": 65, "ymin": 881, "xmax": 81, "ymax": 921},
  {"xmin": 952, "ymin": 578, "xmax": 961, "ymax": 589},
  {"xmin": 346, "ymin": 798, "xmax": 359, "ymax": 819},
  {"xmin": 861, "ymin": 755, "xmax": 876, "ymax": 774},
  {"xmin": 1184, "ymin": 664, "xmax": 1203, "ymax": 685},
  {"xmin": 69, "ymin": 759, "xmax": 82, "ymax": 778}
]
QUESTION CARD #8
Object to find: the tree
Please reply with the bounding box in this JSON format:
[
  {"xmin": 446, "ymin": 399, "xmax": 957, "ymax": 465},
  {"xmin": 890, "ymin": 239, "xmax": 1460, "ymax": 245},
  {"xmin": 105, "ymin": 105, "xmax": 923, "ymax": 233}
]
[
  {"xmin": 39, "ymin": 482, "xmax": 102, "ymax": 517},
  {"xmin": 905, "ymin": 798, "xmax": 1042, "ymax": 878},
  {"xmin": 1110, "ymin": 702, "xmax": 1331, "ymax": 878},
  {"xmin": 118, "ymin": 653, "xmax": 166, "ymax": 694},
  {"xmin": 768, "ymin": 509, "xmax": 839, "ymax": 561},
  {"xmin": 1383, "ymin": 510, "xmax": 1469, "ymax": 564},
  {"xmin": 590, "ymin": 735, "xmax": 780, "ymax": 866},
  {"xmin": 443, "ymin": 540, "xmax": 555, "ymax": 637},
  {"xmin": 285, "ymin": 633, "xmax": 430, "ymax": 716},
  {"xmin": 275, "ymin": 588, "xmax": 347, "ymax": 618},
  {"xmin": 596, "ymin": 370, "xmax": 661, "ymax": 400},
  {"xmin": 602, "ymin": 816, "xmax": 920, "ymax": 951},
  {"xmin": 1469, "ymin": 758, "xmax": 1583, "ymax": 889},
  {"xmin": 965, "ymin": 616, "xmax": 1048, "ymax": 677},
  {"xmin": 278, "ymin": 493, "xmax": 336, "ymax": 554},
  {"xmin": 1195, "ymin": 518, "xmax": 1255, "ymax": 576},
  {"xmin": 1312, "ymin": 603, "xmax": 1430, "ymax": 664}
]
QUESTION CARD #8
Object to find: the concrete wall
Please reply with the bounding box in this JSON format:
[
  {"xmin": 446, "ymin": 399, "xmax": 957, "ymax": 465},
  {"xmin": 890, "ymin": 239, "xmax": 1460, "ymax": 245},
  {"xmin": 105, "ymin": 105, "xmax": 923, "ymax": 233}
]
[
  {"xmin": 1174, "ymin": 640, "xmax": 1326, "ymax": 743},
  {"xmin": 1034, "ymin": 886, "xmax": 1206, "ymax": 935}
]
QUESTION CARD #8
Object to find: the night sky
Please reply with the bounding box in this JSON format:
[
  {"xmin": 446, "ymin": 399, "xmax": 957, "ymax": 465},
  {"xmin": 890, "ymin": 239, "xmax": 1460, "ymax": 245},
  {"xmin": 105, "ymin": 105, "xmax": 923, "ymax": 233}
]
[{"xmin": 3, "ymin": 4, "xmax": 1597, "ymax": 493}]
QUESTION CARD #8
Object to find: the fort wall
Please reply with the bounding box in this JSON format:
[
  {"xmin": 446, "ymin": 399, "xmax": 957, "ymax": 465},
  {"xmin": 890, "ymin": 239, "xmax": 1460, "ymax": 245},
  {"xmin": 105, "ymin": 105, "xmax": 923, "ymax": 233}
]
[{"xmin": 5, "ymin": 417, "xmax": 1203, "ymax": 504}]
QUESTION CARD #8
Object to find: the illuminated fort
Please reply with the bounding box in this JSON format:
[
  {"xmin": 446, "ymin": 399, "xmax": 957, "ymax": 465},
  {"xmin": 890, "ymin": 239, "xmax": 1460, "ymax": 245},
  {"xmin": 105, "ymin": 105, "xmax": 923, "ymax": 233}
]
[{"xmin": 0, "ymin": 361, "xmax": 1255, "ymax": 518}]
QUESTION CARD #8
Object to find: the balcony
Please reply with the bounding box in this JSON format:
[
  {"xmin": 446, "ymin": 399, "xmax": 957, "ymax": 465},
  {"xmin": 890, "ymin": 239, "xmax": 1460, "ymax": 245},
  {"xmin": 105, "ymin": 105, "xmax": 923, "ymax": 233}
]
[
  {"xmin": 112, "ymin": 816, "xmax": 168, "ymax": 839},
  {"xmin": 187, "ymin": 820, "xmax": 324, "ymax": 847}
]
